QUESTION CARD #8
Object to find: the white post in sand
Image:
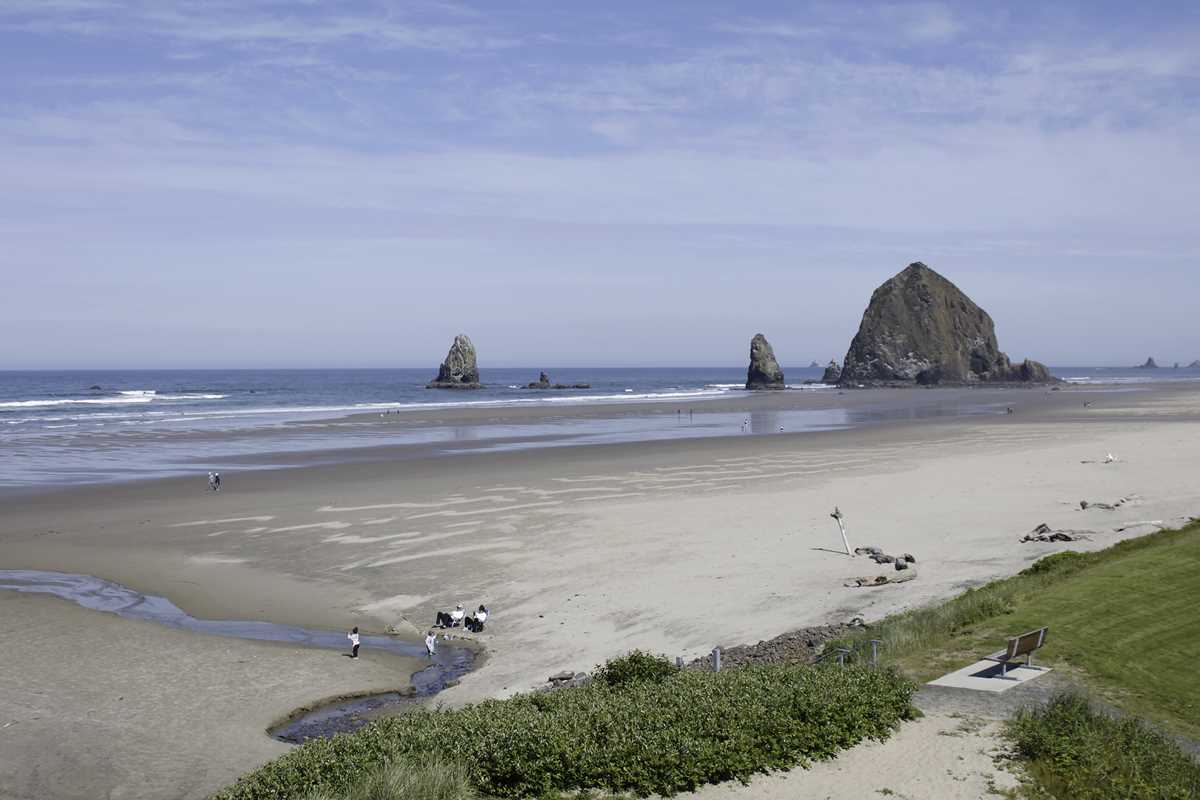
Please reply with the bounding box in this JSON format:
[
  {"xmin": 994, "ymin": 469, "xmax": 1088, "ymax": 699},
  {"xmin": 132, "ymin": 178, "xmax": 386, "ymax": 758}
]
[{"xmin": 830, "ymin": 507, "xmax": 852, "ymax": 556}]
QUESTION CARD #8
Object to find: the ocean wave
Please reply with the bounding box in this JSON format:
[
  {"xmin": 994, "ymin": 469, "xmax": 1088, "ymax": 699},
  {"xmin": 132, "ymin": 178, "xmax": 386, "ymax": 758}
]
[{"xmin": 0, "ymin": 392, "xmax": 227, "ymax": 409}]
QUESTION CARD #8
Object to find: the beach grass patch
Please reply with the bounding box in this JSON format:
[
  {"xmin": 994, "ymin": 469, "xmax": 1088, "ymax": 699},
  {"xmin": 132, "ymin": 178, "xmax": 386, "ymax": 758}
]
[
  {"xmin": 213, "ymin": 659, "xmax": 916, "ymax": 800},
  {"xmin": 1006, "ymin": 692, "xmax": 1200, "ymax": 800},
  {"xmin": 832, "ymin": 520, "xmax": 1200, "ymax": 739}
]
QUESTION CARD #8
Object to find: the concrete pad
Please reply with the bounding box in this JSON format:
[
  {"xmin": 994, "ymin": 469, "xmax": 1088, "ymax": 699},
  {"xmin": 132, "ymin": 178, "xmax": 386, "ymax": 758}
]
[{"xmin": 928, "ymin": 658, "xmax": 1052, "ymax": 693}]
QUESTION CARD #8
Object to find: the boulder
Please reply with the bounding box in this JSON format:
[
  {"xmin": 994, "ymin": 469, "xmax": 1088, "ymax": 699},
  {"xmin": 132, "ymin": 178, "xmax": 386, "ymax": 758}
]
[
  {"xmin": 527, "ymin": 371, "xmax": 551, "ymax": 389},
  {"xmin": 1137, "ymin": 357, "xmax": 1159, "ymax": 369},
  {"xmin": 426, "ymin": 334, "xmax": 482, "ymax": 389},
  {"xmin": 745, "ymin": 333, "xmax": 785, "ymax": 390},
  {"xmin": 821, "ymin": 360, "xmax": 842, "ymax": 384},
  {"xmin": 838, "ymin": 262, "xmax": 1054, "ymax": 385}
]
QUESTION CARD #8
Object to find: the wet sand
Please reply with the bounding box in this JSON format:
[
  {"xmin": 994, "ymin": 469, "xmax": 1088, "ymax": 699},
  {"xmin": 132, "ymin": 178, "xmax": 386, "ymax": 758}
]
[{"xmin": 2, "ymin": 381, "xmax": 1200, "ymax": 798}]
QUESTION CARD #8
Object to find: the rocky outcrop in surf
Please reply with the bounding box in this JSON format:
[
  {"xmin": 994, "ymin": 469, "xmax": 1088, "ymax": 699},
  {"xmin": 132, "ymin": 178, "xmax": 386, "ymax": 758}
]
[
  {"xmin": 426, "ymin": 334, "xmax": 482, "ymax": 389},
  {"xmin": 1137, "ymin": 357, "xmax": 1159, "ymax": 369},
  {"xmin": 1189, "ymin": 360, "xmax": 1200, "ymax": 369},
  {"xmin": 527, "ymin": 372, "xmax": 590, "ymax": 389},
  {"xmin": 745, "ymin": 334, "xmax": 785, "ymax": 390},
  {"xmin": 821, "ymin": 361, "xmax": 842, "ymax": 384},
  {"xmin": 838, "ymin": 262, "xmax": 1053, "ymax": 386}
]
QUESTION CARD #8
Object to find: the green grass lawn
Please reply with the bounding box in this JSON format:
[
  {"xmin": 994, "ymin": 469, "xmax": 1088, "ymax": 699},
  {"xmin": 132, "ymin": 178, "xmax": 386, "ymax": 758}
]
[{"xmin": 841, "ymin": 521, "xmax": 1200, "ymax": 740}]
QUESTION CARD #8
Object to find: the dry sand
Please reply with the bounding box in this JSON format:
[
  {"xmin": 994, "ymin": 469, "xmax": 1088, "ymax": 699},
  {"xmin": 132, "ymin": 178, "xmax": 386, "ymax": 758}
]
[{"xmin": 2, "ymin": 382, "xmax": 1199, "ymax": 798}]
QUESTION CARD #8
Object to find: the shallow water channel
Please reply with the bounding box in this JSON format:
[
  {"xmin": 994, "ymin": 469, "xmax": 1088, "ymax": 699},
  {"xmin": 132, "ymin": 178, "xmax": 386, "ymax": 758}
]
[{"xmin": 0, "ymin": 569, "xmax": 475, "ymax": 742}]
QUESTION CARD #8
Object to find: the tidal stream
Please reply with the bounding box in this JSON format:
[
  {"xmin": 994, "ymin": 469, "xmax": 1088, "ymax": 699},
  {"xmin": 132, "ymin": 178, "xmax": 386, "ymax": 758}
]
[{"xmin": 0, "ymin": 569, "xmax": 475, "ymax": 742}]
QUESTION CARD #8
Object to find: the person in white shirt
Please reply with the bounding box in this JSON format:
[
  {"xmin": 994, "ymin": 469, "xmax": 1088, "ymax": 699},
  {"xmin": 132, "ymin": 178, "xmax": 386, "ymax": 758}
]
[
  {"xmin": 425, "ymin": 630, "xmax": 437, "ymax": 657},
  {"xmin": 449, "ymin": 604, "xmax": 465, "ymax": 627},
  {"xmin": 348, "ymin": 626, "xmax": 360, "ymax": 659},
  {"xmin": 467, "ymin": 605, "xmax": 489, "ymax": 632}
]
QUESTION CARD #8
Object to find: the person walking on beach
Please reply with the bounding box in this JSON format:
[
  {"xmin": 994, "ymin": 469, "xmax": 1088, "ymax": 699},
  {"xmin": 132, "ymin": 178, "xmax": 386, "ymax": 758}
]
[
  {"xmin": 207, "ymin": 472, "xmax": 216, "ymax": 491},
  {"xmin": 348, "ymin": 626, "xmax": 360, "ymax": 659},
  {"xmin": 425, "ymin": 630, "xmax": 437, "ymax": 657},
  {"xmin": 213, "ymin": 472, "xmax": 221, "ymax": 491}
]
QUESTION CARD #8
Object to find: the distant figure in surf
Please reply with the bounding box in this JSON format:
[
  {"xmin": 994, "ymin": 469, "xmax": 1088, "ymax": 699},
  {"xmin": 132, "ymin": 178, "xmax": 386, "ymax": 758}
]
[
  {"xmin": 207, "ymin": 472, "xmax": 217, "ymax": 491},
  {"xmin": 213, "ymin": 472, "xmax": 221, "ymax": 491},
  {"xmin": 348, "ymin": 626, "xmax": 360, "ymax": 659},
  {"xmin": 425, "ymin": 630, "xmax": 438, "ymax": 657}
]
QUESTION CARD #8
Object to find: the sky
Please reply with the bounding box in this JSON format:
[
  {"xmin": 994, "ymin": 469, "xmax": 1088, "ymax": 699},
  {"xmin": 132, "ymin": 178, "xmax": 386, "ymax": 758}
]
[{"xmin": 2, "ymin": 1, "xmax": 1198, "ymax": 369}]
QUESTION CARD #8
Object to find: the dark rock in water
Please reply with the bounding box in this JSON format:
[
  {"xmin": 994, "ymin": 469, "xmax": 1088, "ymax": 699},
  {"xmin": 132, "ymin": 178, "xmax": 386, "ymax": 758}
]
[
  {"xmin": 808, "ymin": 361, "xmax": 821, "ymax": 369},
  {"xmin": 527, "ymin": 372, "xmax": 590, "ymax": 389},
  {"xmin": 745, "ymin": 333, "xmax": 785, "ymax": 390},
  {"xmin": 1174, "ymin": 363, "xmax": 1180, "ymax": 369},
  {"xmin": 88, "ymin": 385, "xmax": 102, "ymax": 391},
  {"xmin": 1190, "ymin": 360, "xmax": 1200, "ymax": 369},
  {"xmin": 839, "ymin": 262, "xmax": 1053, "ymax": 386},
  {"xmin": 426, "ymin": 334, "xmax": 482, "ymax": 389},
  {"xmin": 821, "ymin": 360, "xmax": 842, "ymax": 384},
  {"xmin": 1137, "ymin": 357, "xmax": 1159, "ymax": 369}
]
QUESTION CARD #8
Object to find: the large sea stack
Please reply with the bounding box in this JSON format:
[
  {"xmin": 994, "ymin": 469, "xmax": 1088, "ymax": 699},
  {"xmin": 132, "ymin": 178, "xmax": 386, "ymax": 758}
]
[
  {"xmin": 839, "ymin": 262, "xmax": 1052, "ymax": 386},
  {"xmin": 426, "ymin": 334, "xmax": 482, "ymax": 389},
  {"xmin": 745, "ymin": 333, "xmax": 785, "ymax": 390},
  {"xmin": 821, "ymin": 360, "xmax": 842, "ymax": 384}
]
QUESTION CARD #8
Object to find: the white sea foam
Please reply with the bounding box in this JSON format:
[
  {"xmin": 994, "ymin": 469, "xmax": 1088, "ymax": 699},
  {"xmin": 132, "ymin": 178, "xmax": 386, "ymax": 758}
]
[{"xmin": 0, "ymin": 391, "xmax": 226, "ymax": 409}]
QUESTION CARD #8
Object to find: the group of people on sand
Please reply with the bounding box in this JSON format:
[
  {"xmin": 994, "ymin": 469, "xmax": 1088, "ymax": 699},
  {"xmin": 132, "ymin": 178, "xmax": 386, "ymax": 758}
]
[
  {"xmin": 434, "ymin": 603, "xmax": 489, "ymax": 633},
  {"xmin": 346, "ymin": 602, "xmax": 490, "ymax": 662}
]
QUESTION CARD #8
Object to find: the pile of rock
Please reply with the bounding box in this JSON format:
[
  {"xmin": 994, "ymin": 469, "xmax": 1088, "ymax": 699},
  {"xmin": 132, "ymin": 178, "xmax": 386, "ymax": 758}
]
[
  {"xmin": 527, "ymin": 371, "xmax": 590, "ymax": 389},
  {"xmin": 1021, "ymin": 523, "xmax": 1091, "ymax": 543},
  {"xmin": 685, "ymin": 619, "xmax": 868, "ymax": 671},
  {"xmin": 853, "ymin": 546, "xmax": 917, "ymax": 570}
]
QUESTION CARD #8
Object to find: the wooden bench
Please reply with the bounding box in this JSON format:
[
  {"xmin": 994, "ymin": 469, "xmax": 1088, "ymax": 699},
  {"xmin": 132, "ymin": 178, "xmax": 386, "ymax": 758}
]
[{"xmin": 985, "ymin": 627, "xmax": 1048, "ymax": 678}]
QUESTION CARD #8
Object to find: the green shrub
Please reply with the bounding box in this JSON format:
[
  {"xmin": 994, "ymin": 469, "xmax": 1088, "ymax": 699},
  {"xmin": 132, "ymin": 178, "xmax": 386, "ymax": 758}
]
[
  {"xmin": 592, "ymin": 650, "xmax": 678, "ymax": 687},
  {"xmin": 214, "ymin": 664, "xmax": 916, "ymax": 800},
  {"xmin": 1019, "ymin": 550, "xmax": 1088, "ymax": 577},
  {"xmin": 298, "ymin": 755, "xmax": 475, "ymax": 800},
  {"xmin": 1006, "ymin": 693, "xmax": 1200, "ymax": 800}
]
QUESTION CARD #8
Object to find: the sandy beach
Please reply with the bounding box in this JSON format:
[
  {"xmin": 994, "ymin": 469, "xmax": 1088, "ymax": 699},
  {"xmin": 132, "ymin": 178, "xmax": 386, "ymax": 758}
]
[{"xmin": 2, "ymin": 382, "xmax": 1200, "ymax": 798}]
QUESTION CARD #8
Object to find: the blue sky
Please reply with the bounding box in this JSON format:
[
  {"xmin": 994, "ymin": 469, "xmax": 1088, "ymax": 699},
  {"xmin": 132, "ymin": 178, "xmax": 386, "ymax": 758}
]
[{"xmin": 2, "ymin": 1, "xmax": 1198, "ymax": 368}]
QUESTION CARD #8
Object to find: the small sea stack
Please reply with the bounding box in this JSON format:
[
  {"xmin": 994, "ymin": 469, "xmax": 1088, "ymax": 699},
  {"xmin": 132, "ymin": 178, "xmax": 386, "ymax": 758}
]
[
  {"xmin": 426, "ymin": 334, "xmax": 482, "ymax": 389},
  {"xmin": 821, "ymin": 360, "xmax": 842, "ymax": 384},
  {"xmin": 745, "ymin": 333, "xmax": 785, "ymax": 390},
  {"xmin": 527, "ymin": 371, "xmax": 589, "ymax": 389},
  {"xmin": 1189, "ymin": 360, "xmax": 1200, "ymax": 369},
  {"xmin": 838, "ymin": 262, "xmax": 1053, "ymax": 386},
  {"xmin": 1137, "ymin": 357, "xmax": 1159, "ymax": 369}
]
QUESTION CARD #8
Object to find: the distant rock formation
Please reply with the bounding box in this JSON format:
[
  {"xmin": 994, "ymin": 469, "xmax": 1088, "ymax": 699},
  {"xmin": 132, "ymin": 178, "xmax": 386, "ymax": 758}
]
[
  {"xmin": 527, "ymin": 371, "xmax": 589, "ymax": 389},
  {"xmin": 426, "ymin": 334, "xmax": 482, "ymax": 389},
  {"xmin": 1189, "ymin": 360, "xmax": 1200, "ymax": 369},
  {"xmin": 745, "ymin": 333, "xmax": 785, "ymax": 390},
  {"xmin": 808, "ymin": 361, "xmax": 821, "ymax": 369},
  {"xmin": 838, "ymin": 262, "xmax": 1053, "ymax": 386},
  {"xmin": 821, "ymin": 360, "xmax": 842, "ymax": 384},
  {"xmin": 1136, "ymin": 357, "xmax": 1159, "ymax": 369}
]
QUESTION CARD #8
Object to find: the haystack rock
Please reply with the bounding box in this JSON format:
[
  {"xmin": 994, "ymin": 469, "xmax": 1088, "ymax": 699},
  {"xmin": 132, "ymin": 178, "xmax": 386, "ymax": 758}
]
[
  {"xmin": 839, "ymin": 262, "xmax": 1053, "ymax": 386},
  {"xmin": 1137, "ymin": 357, "xmax": 1159, "ymax": 369},
  {"xmin": 426, "ymin": 334, "xmax": 482, "ymax": 389},
  {"xmin": 745, "ymin": 333, "xmax": 785, "ymax": 390},
  {"xmin": 821, "ymin": 360, "xmax": 842, "ymax": 384}
]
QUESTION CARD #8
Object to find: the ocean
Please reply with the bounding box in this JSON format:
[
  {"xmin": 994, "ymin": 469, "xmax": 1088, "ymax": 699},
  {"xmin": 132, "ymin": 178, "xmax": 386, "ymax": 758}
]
[{"xmin": 1, "ymin": 366, "xmax": 1195, "ymax": 489}]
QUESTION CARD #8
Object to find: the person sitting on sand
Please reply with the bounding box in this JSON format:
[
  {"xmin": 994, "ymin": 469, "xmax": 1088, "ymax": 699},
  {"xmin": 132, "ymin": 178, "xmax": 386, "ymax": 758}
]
[
  {"xmin": 466, "ymin": 605, "xmax": 489, "ymax": 632},
  {"xmin": 449, "ymin": 604, "xmax": 466, "ymax": 627},
  {"xmin": 348, "ymin": 626, "xmax": 360, "ymax": 659},
  {"xmin": 425, "ymin": 630, "xmax": 437, "ymax": 657}
]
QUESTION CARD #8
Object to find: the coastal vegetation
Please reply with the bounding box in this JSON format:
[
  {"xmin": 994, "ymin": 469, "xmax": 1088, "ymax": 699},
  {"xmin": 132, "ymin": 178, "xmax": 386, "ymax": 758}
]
[
  {"xmin": 1007, "ymin": 693, "xmax": 1200, "ymax": 800},
  {"xmin": 214, "ymin": 655, "xmax": 915, "ymax": 800},
  {"xmin": 831, "ymin": 519, "xmax": 1200, "ymax": 740}
]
